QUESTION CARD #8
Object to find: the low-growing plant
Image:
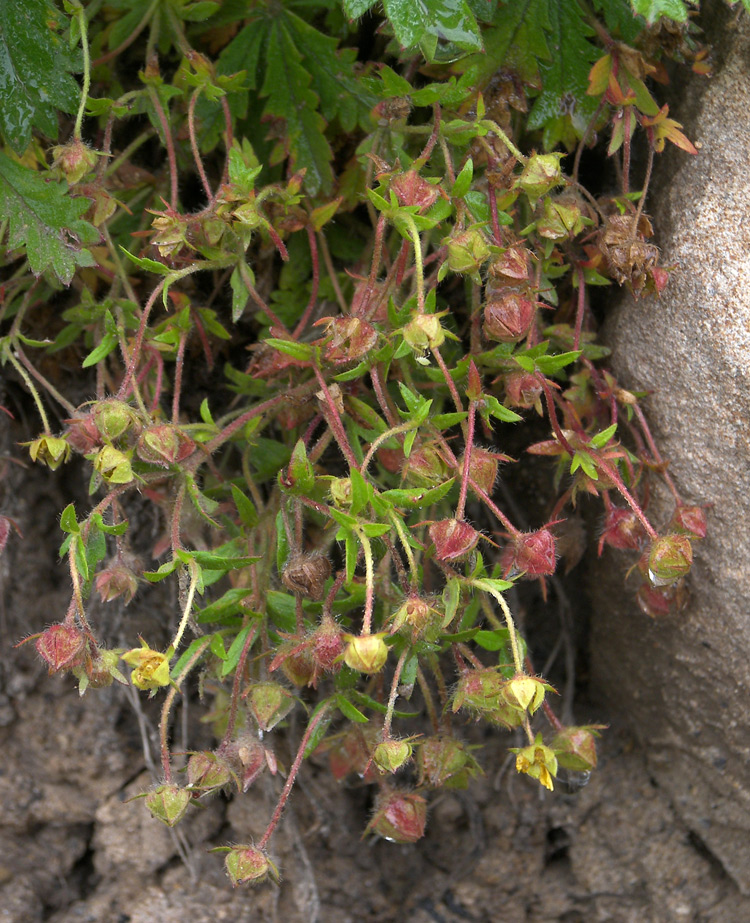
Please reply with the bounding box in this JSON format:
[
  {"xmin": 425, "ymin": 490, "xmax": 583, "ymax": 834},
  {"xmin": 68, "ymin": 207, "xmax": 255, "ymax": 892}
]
[{"xmin": 1, "ymin": 0, "xmax": 716, "ymax": 887}]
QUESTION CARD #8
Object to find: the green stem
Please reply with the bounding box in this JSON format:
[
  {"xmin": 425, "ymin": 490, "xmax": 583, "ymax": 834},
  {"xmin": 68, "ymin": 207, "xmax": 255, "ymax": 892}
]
[
  {"xmin": 359, "ymin": 528, "xmax": 375, "ymax": 634},
  {"xmin": 473, "ymin": 579, "xmax": 523, "ymax": 674},
  {"xmin": 480, "ymin": 119, "xmax": 527, "ymax": 164},
  {"xmin": 170, "ymin": 560, "xmax": 200, "ymax": 652},
  {"xmin": 360, "ymin": 418, "xmax": 416, "ymax": 475},
  {"xmin": 403, "ymin": 215, "xmax": 425, "ymax": 313},
  {"xmin": 5, "ymin": 348, "xmax": 51, "ymax": 433},
  {"xmin": 72, "ymin": 1, "xmax": 91, "ymax": 141},
  {"xmin": 389, "ymin": 512, "xmax": 418, "ymax": 590}
]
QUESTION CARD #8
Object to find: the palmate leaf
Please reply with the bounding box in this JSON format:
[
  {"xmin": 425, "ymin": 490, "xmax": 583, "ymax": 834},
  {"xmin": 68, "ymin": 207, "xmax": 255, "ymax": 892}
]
[
  {"xmin": 525, "ymin": 0, "xmax": 601, "ymax": 149},
  {"xmin": 0, "ymin": 155, "xmax": 98, "ymax": 284},
  {"xmin": 629, "ymin": 0, "xmax": 692, "ymax": 23},
  {"xmin": 0, "ymin": 0, "xmax": 80, "ymax": 152},
  {"xmin": 382, "ymin": 0, "xmax": 484, "ymax": 60},
  {"xmin": 482, "ymin": 0, "xmax": 552, "ymax": 86}
]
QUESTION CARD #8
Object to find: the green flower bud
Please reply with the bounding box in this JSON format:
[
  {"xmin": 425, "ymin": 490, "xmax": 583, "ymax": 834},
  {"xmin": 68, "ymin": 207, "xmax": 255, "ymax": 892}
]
[
  {"xmin": 516, "ymin": 153, "xmax": 564, "ymax": 203},
  {"xmin": 145, "ymin": 783, "xmax": 191, "ymax": 827},
  {"xmin": 342, "ymin": 633, "xmax": 388, "ymax": 673}
]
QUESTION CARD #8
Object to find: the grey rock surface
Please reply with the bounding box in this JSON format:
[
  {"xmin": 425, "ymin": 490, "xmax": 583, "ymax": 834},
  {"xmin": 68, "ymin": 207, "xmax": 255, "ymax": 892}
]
[{"xmin": 593, "ymin": 2, "xmax": 750, "ymax": 897}]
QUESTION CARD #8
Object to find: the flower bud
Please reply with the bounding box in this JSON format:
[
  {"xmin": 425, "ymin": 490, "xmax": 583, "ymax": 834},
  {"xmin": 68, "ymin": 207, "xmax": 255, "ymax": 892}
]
[
  {"xmin": 669, "ymin": 505, "xmax": 707, "ymax": 540},
  {"xmin": 536, "ymin": 196, "xmax": 586, "ymax": 239},
  {"xmin": 95, "ymin": 563, "xmax": 139, "ymax": 604},
  {"xmin": 483, "ymin": 292, "xmax": 535, "ymax": 343},
  {"xmin": 137, "ymin": 423, "xmax": 195, "ymax": 467},
  {"xmin": 371, "ymin": 97, "xmax": 411, "ymax": 123},
  {"xmin": 366, "ymin": 790, "xmax": 427, "ymax": 843},
  {"xmin": 35, "ymin": 623, "xmax": 87, "ymax": 673},
  {"xmin": 511, "ymin": 733, "xmax": 558, "ymax": 790},
  {"xmin": 278, "ymin": 440, "xmax": 315, "ymax": 494},
  {"xmin": 25, "ymin": 434, "xmax": 71, "ymax": 470},
  {"xmin": 515, "ymin": 153, "xmax": 563, "ymax": 203},
  {"xmin": 501, "ymin": 529, "xmax": 557, "ymax": 577},
  {"xmin": 245, "ymin": 682, "xmax": 296, "ymax": 731},
  {"xmin": 52, "ymin": 138, "xmax": 99, "ymax": 185},
  {"xmin": 402, "ymin": 313, "xmax": 446, "ymax": 354},
  {"xmin": 429, "ymin": 518, "xmax": 481, "ymax": 562},
  {"xmin": 343, "ymin": 633, "xmax": 388, "ymax": 673},
  {"xmin": 460, "ymin": 447, "xmax": 501, "ymax": 495},
  {"xmin": 74, "ymin": 648, "xmax": 128, "ymax": 691},
  {"xmin": 91, "ymin": 445, "xmax": 134, "ymax": 484},
  {"xmin": 317, "ymin": 316, "xmax": 379, "ymax": 365},
  {"xmin": 311, "ymin": 615, "xmax": 344, "ymax": 675},
  {"xmin": 282, "ymin": 552, "xmax": 331, "ymax": 600},
  {"xmin": 502, "ymin": 673, "xmax": 551, "ymax": 714},
  {"xmin": 391, "ymin": 171, "xmax": 439, "ymax": 210},
  {"xmin": 636, "ymin": 580, "xmax": 689, "ymax": 618},
  {"xmin": 92, "ymin": 399, "xmax": 139, "ymax": 441},
  {"xmin": 598, "ymin": 505, "xmax": 645, "ymax": 553},
  {"xmin": 443, "ymin": 228, "xmax": 491, "ymax": 276},
  {"xmin": 224, "ymin": 845, "xmax": 279, "ymax": 887},
  {"xmin": 274, "ymin": 641, "xmax": 316, "ymax": 687},
  {"xmin": 145, "ymin": 783, "xmax": 191, "ymax": 827},
  {"xmin": 323, "ymin": 725, "xmax": 380, "ymax": 782},
  {"xmin": 550, "ymin": 726, "xmax": 601, "ymax": 772},
  {"xmin": 488, "ymin": 245, "xmax": 532, "ymax": 282},
  {"xmin": 65, "ymin": 412, "xmax": 101, "ymax": 453},
  {"xmin": 187, "ymin": 751, "xmax": 234, "ymax": 793},
  {"xmin": 389, "ymin": 596, "xmax": 439, "ymax": 641},
  {"xmin": 505, "ymin": 371, "xmax": 542, "ymax": 410},
  {"xmin": 374, "ymin": 738, "xmax": 413, "ymax": 773},
  {"xmin": 402, "ymin": 445, "xmax": 449, "ymax": 487},
  {"xmin": 452, "ymin": 667, "xmax": 505, "ymax": 715},
  {"xmin": 330, "ymin": 477, "xmax": 353, "ymax": 507},
  {"xmin": 647, "ymin": 533, "xmax": 692, "ymax": 586},
  {"xmin": 417, "ymin": 736, "xmax": 481, "ymax": 789}
]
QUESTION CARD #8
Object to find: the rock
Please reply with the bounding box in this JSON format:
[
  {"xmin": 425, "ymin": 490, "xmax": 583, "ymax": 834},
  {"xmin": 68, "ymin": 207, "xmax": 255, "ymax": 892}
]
[{"xmin": 592, "ymin": 2, "xmax": 750, "ymax": 897}]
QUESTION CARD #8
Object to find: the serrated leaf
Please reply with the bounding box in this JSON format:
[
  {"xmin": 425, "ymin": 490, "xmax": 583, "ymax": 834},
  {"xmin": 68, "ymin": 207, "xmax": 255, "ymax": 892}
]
[
  {"xmin": 481, "ymin": 0, "xmax": 551, "ymax": 86},
  {"xmin": 526, "ymin": 1, "xmax": 601, "ymax": 146},
  {"xmin": 343, "ymin": 0, "xmax": 378, "ymax": 16},
  {"xmin": 383, "ymin": 0, "xmax": 483, "ymax": 59},
  {"xmin": 0, "ymin": 0, "xmax": 80, "ymax": 152},
  {"xmin": 261, "ymin": 21, "xmax": 334, "ymax": 195},
  {"xmin": 0, "ymin": 155, "xmax": 97, "ymax": 284},
  {"xmin": 629, "ymin": 0, "xmax": 690, "ymax": 24}
]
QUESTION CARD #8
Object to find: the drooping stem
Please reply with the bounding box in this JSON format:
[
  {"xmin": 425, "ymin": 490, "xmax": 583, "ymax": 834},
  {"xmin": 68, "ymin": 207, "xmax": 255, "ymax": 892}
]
[
  {"xmin": 170, "ymin": 560, "xmax": 200, "ymax": 652},
  {"xmin": 159, "ymin": 637, "xmax": 212, "ymax": 782},
  {"xmin": 586, "ymin": 452, "xmax": 658, "ymax": 539},
  {"xmin": 312, "ymin": 366, "xmax": 358, "ymax": 469},
  {"xmin": 382, "ymin": 647, "xmax": 408, "ymax": 740},
  {"xmin": 188, "ymin": 88, "xmax": 213, "ymax": 203},
  {"xmin": 478, "ymin": 580, "xmax": 523, "ymax": 675},
  {"xmin": 360, "ymin": 529, "xmax": 375, "ymax": 634},
  {"xmin": 258, "ymin": 703, "xmax": 333, "ymax": 849},
  {"xmin": 403, "ymin": 215, "xmax": 425, "ymax": 313},
  {"xmin": 432, "ymin": 347, "xmax": 463, "ymax": 414},
  {"xmin": 455, "ymin": 400, "xmax": 476, "ymax": 521},
  {"xmin": 72, "ymin": 1, "xmax": 91, "ymax": 141}
]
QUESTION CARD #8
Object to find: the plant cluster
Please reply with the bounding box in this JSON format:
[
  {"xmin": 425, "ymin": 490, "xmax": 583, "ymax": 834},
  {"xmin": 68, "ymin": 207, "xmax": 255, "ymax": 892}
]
[{"xmin": 1, "ymin": 0, "xmax": 715, "ymax": 887}]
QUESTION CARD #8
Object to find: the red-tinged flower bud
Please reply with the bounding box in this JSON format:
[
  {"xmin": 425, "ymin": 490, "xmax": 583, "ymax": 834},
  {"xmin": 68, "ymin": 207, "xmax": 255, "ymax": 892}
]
[
  {"xmin": 669, "ymin": 505, "xmax": 707, "ymax": 540},
  {"xmin": 144, "ymin": 783, "xmax": 191, "ymax": 827},
  {"xmin": 35, "ymin": 623, "xmax": 87, "ymax": 673},
  {"xmin": 647, "ymin": 533, "xmax": 692, "ymax": 586},
  {"xmin": 488, "ymin": 245, "xmax": 532, "ymax": 282},
  {"xmin": 515, "ymin": 153, "xmax": 564, "ymax": 204},
  {"xmin": 377, "ymin": 447, "xmax": 404, "ymax": 474},
  {"xmin": 502, "ymin": 673, "xmax": 552, "ymax": 714},
  {"xmin": 322, "ymin": 726, "xmax": 380, "ymax": 782},
  {"xmin": 501, "ymin": 529, "xmax": 557, "ymax": 577},
  {"xmin": 550, "ymin": 726, "xmax": 602, "ymax": 772},
  {"xmin": 52, "ymin": 138, "xmax": 99, "ymax": 185},
  {"xmin": 224, "ymin": 845, "xmax": 279, "ymax": 887},
  {"xmin": 75, "ymin": 648, "xmax": 128, "ymax": 691},
  {"xmin": 282, "ymin": 552, "xmax": 331, "ymax": 600},
  {"xmin": 311, "ymin": 615, "xmax": 344, "ymax": 674},
  {"xmin": 443, "ymin": 228, "xmax": 491, "ymax": 275},
  {"xmin": 187, "ymin": 751, "xmax": 235, "ymax": 793},
  {"xmin": 505, "ymin": 371, "xmax": 542, "ymax": 409},
  {"xmin": 429, "ymin": 518, "xmax": 481, "ymax": 562},
  {"xmin": 650, "ymin": 265, "xmax": 670, "ymax": 294},
  {"xmin": 279, "ymin": 440, "xmax": 315, "ymax": 495},
  {"xmin": 275, "ymin": 642, "xmax": 316, "ymax": 687},
  {"xmin": 636, "ymin": 580, "xmax": 689, "ymax": 618},
  {"xmin": 65, "ymin": 412, "xmax": 101, "ymax": 453},
  {"xmin": 391, "ymin": 170, "xmax": 439, "ymax": 210},
  {"xmin": 417, "ymin": 736, "xmax": 481, "ymax": 789},
  {"xmin": 343, "ymin": 634, "xmax": 388, "ymax": 673},
  {"xmin": 137, "ymin": 423, "xmax": 195, "ymax": 467},
  {"xmin": 366, "ymin": 790, "xmax": 427, "ymax": 843},
  {"xmin": 483, "ymin": 292, "xmax": 535, "ymax": 343},
  {"xmin": 317, "ymin": 316, "xmax": 379, "ymax": 365},
  {"xmin": 598, "ymin": 506, "xmax": 645, "ymax": 554},
  {"xmin": 93, "ymin": 399, "xmax": 139, "ymax": 442},
  {"xmin": 389, "ymin": 596, "xmax": 439, "ymax": 641},
  {"xmin": 245, "ymin": 682, "xmax": 296, "ymax": 731},
  {"xmin": 374, "ymin": 738, "xmax": 413, "ymax": 773},
  {"xmin": 95, "ymin": 563, "xmax": 139, "ymax": 604},
  {"xmin": 460, "ymin": 447, "xmax": 500, "ymax": 495},
  {"xmin": 219, "ymin": 735, "xmax": 268, "ymax": 791},
  {"xmin": 403, "ymin": 445, "xmax": 449, "ymax": 487},
  {"xmin": 371, "ymin": 97, "xmax": 411, "ymax": 124}
]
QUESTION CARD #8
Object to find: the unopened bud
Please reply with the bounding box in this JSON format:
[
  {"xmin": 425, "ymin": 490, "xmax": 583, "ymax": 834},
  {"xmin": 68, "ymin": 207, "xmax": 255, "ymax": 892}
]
[
  {"xmin": 515, "ymin": 153, "xmax": 563, "ymax": 203},
  {"xmin": 145, "ymin": 783, "xmax": 191, "ymax": 827},
  {"xmin": 366, "ymin": 790, "xmax": 427, "ymax": 843},
  {"xmin": 483, "ymin": 292, "xmax": 535, "ymax": 343},
  {"xmin": 429, "ymin": 518, "xmax": 481, "ymax": 561},
  {"xmin": 343, "ymin": 633, "xmax": 388, "ymax": 673},
  {"xmin": 647, "ymin": 533, "xmax": 692, "ymax": 586}
]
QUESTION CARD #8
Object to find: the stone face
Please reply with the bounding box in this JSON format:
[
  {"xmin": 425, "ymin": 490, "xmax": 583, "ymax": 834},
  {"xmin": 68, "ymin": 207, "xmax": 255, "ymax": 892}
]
[{"xmin": 593, "ymin": 6, "xmax": 750, "ymax": 894}]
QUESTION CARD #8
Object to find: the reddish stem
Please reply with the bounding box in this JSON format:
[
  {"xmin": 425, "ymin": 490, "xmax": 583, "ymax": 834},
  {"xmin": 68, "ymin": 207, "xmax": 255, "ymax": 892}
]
[
  {"xmin": 455, "ymin": 400, "xmax": 476, "ymax": 521},
  {"xmin": 188, "ymin": 89, "xmax": 213, "ymax": 204},
  {"xmin": 433, "ymin": 347, "xmax": 464, "ymax": 414},
  {"xmin": 172, "ymin": 329, "xmax": 187, "ymax": 423},
  {"xmin": 292, "ymin": 225, "xmax": 321, "ymax": 338},
  {"xmin": 117, "ymin": 279, "xmax": 167, "ymax": 401},
  {"xmin": 574, "ymin": 264, "xmax": 586, "ymax": 352},
  {"xmin": 148, "ymin": 87, "xmax": 179, "ymax": 210},
  {"xmin": 312, "ymin": 366, "xmax": 358, "ymax": 468},
  {"xmin": 220, "ymin": 623, "xmax": 258, "ymax": 748}
]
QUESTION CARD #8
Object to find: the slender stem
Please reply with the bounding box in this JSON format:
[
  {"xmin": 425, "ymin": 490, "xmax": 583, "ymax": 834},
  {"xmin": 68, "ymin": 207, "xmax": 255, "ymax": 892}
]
[
  {"xmin": 292, "ymin": 226, "xmax": 321, "ymax": 338},
  {"xmin": 172, "ymin": 328, "xmax": 188, "ymax": 423},
  {"xmin": 147, "ymin": 85, "xmax": 179, "ymax": 209},
  {"xmin": 188, "ymin": 89, "xmax": 213, "ymax": 203},
  {"xmin": 317, "ymin": 231, "xmax": 348, "ymax": 314},
  {"xmin": 221, "ymin": 623, "xmax": 258, "ymax": 747},
  {"xmin": 170, "ymin": 561, "xmax": 200, "ymax": 652},
  {"xmin": 574, "ymin": 264, "xmax": 586, "ymax": 352},
  {"xmin": 160, "ymin": 686, "xmax": 178, "ymax": 781},
  {"xmin": 6, "ymin": 349, "xmax": 51, "ymax": 433},
  {"xmin": 477, "ymin": 580, "xmax": 523, "ymax": 674},
  {"xmin": 538, "ymin": 376, "xmax": 576, "ymax": 455},
  {"xmin": 312, "ymin": 366, "xmax": 358, "ymax": 468},
  {"xmin": 360, "ymin": 530, "xmax": 375, "ymax": 635},
  {"xmin": 632, "ymin": 143, "xmax": 655, "ymax": 235},
  {"xmin": 92, "ymin": 0, "xmax": 158, "ymax": 67},
  {"xmin": 382, "ymin": 648, "xmax": 408, "ymax": 739},
  {"xmin": 586, "ymin": 452, "xmax": 658, "ymax": 539},
  {"xmin": 455, "ymin": 400, "xmax": 476, "ymax": 521},
  {"xmin": 404, "ymin": 216, "xmax": 425, "ymax": 313},
  {"xmin": 432, "ymin": 347, "xmax": 464, "ymax": 414},
  {"xmin": 116, "ymin": 278, "xmax": 167, "ymax": 402},
  {"xmin": 482, "ymin": 119, "xmax": 526, "ymax": 164},
  {"xmin": 258, "ymin": 704, "xmax": 333, "ymax": 849},
  {"xmin": 416, "ymin": 664, "xmax": 440, "ymax": 733},
  {"xmin": 360, "ymin": 418, "xmax": 415, "ymax": 475},
  {"xmin": 14, "ymin": 345, "xmax": 76, "ymax": 415},
  {"xmin": 389, "ymin": 512, "xmax": 418, "ymax": 590},
  {"xmin": 72, "ymin": 2, "xmax": 91, "ymax": 141}
]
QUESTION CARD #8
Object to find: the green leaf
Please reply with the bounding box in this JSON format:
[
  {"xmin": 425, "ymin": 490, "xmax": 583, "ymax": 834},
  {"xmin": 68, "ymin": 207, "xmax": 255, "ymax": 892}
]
[
  {"xmin": 474, "ymin": 628, "xmax": 513, "ymax": 651},
  {"xmin": 171, "ymin": 637, "xmax": 212, "ymax": 680},
  {"xmin": 349, "ymin": 468, "xmax": 371, "ymax": 517},
  {"xmin": 481, "ymin": 0, "xmax": 551, "ymax": 86},
  {"xmin": 451, "ymin": 158, "xmax": 474, "ymax": 198},
  {"xmin": 60, "ymin": 503, "xmax": 79, "ymax": 534},
  {"xmin": 336, "ymin": 694, "xmax": 369, "ymax": 723},
  {"xmin": 196, "ymin": 588, "xmax": 255, "ymax": 624},
  {"xmin": 381, "ymin": 479, "xmax": 456, "ymax": 509},
  {"xmin": 526, "ymin": 1, "xmax": 600, "ymax": 147},
  {"xmin": 589, "ymin": 423, "xmax": 617, "ymax": 449},
  {"xmin": 0, "ymin": 155, "xmax": 97, "ymax": 284},
  {"xmin": 120, "ymin": 248, "xmax": 171, "ymax": 276},
  {"xmin": 263, "ymin": 337, "xmax": 314, "ymax": 362},
  {"xmin": 266, "ymin": 590, "xmax": 297, "ymax": 632},
  {"xmin": 629, "ymin": 0, "xmax": 690, "ymax": 24},
  {"xmin": 231, "ymin": 484, "xmax": 259, "ymax": 528},
  {"xmin": 261, "ymin": 20, "xmax": 334, "ymax": 194},
  {"xmin": 81, "ymin": 333, "xmax": 118, "ymax": 369},
  {"xmin": 383, "ymin": 0, "xmax": 483, "ymax": 59},
  {"xmin": 0, "ymin": 0, "xmax": 80, "ymax": 152},
  {"xmin": 343, "ymin": 0, "xmax": 378, "ymax": 16},
  {"xmin": 221, "ymin": 625, "xmax": 256, "ymax": 677}
]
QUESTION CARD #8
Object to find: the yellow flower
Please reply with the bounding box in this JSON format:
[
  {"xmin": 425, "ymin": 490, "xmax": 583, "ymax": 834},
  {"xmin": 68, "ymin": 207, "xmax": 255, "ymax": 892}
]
[
  {"xmin": 511, "ymin": 733, "xmax": 558, "ymax": 791},
  {"xmin": 121, "ymin": 640, "xmax": 172, "ymax": 691}
]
